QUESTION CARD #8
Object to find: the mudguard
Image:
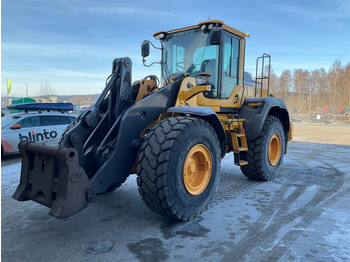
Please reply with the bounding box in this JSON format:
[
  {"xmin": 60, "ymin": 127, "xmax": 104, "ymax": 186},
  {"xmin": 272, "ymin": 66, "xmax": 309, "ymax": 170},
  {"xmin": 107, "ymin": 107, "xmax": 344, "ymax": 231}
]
[
  {"xmin": 167, "ymin": 106, "xmax": 226, "ymax": 157},
  {"xmin": 239, "ymin": 97, "xmax": 290, "ymax": 140}
]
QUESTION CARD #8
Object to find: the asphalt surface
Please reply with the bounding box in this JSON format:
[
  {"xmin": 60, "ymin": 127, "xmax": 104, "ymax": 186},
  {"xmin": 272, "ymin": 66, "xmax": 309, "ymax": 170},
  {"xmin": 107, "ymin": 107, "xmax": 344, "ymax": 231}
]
[{"xmin": 1, "ymin": 141, "xmax": 350, "ymax": 262}]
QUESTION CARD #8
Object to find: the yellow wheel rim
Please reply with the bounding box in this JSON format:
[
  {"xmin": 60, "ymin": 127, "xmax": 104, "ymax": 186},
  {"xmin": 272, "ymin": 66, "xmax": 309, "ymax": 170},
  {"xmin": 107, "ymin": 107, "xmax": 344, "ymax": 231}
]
[
  {"xmin": 183, "ymin": 144, "xmax": 212, "ymax": 195},
  {"xmin": 268, "ymin": 133, "xmax": 282, "ymax": 166}
]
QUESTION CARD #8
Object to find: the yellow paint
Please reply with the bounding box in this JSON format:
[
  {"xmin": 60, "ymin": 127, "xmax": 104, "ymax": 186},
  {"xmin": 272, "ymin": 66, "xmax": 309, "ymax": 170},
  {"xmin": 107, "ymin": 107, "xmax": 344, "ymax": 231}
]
[
  {"xmin": 196, "ymin": 85, "xmax": 245, "ymax": 108},
  {"xmin": 248, "ymin": 103, "xmax": 261, "ymax": 108},
  {"xmin": 183, "ymin": 144, "xmax": 212, "ymax": 195},
  {"xmin": 217, "ymin": 114, "xmax": 245, "ymax": 132},
  {"xmin": 288, "ymin": 121, "xmax": 294, "ymax": 141},
  {"xmin": 268, "ymin": 133, "xmax": 282, "ymax": 166},
  {"xmin": 154, "ymin": 20, "xmax": 249, "ymax": 40},
  {"xmin": 179, "ymin": 84, "xmax": 211, "ymax": 102},
  {"xmin": 135, "ymin": 79, "xmax": 158, "ymax": 102},
  {"xmin": 174, "ymin": 77, "xmax": 200, "ymax": 107}
]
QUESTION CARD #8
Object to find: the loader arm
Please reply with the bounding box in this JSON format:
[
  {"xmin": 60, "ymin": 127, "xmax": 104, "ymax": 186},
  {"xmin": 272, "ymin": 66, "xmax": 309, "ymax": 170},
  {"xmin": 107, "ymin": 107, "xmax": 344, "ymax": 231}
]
[
  {"xmin": 58, "ymin": 57, "xmax": 133, "ymax": 171},
  {"xmin": 12, "ymin": 57, "xmax": 181, "ymax": 218}
]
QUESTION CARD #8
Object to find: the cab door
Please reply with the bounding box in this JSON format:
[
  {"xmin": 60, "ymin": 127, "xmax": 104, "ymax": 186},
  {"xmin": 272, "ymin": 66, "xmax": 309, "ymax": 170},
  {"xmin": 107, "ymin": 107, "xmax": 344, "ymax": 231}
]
[
  {"xmin": 221, "ymin": 34, "xmax": 240, "ymax": 99},
  {"xmin": 197, "ymin": 31, "xmax": 244, "ymax": 110}
]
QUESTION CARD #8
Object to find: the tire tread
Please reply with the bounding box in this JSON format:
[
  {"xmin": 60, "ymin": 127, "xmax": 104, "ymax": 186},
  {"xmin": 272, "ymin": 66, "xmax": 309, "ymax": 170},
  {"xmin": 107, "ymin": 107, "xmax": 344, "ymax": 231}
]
[
  {"xmin": 241, "ymin": 116, "xmax": 284, "ymax": 181},
  {"xmin": 137, "ymin": 116, "xmax": 220, "ymax": 221}
]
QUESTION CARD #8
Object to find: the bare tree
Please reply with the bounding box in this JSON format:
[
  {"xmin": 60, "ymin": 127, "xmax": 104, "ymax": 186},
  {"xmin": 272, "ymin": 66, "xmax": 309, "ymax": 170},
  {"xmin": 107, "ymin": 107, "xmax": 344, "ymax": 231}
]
[
  {"xmin": 67, "ymin": 96, "xmax": 85, "ymax": 106},
  {"xmin": 272, "ymin": 60, "xmax": 349, "ymax": 114},
  {"xmin": 293, "ymin": 69, "xmax": 309, "ymax": 111},
  {"xmin": 279, "ymin": 70, "xmax": 292, "ymax": 101},
  {"xmin": 293, "ymin": 69, "xmax": 303, "ymax": 96},
  {"xmin": 308, "ymin": 70, "xmax": 320, "ymax": 112},
  {"xmin": 339, "ymin": 63, "xmax": 350, "ymax": 107},
  {"xmin": 327, "ymin": 61, "xmax": 344, "ymax": 107},
  {"xmin": 269, "ymin": 69, "xmax": 279, "ymax": 95},
  {"xmin": 38, "ymin": 80, "xmax": 55, "ymax": 101}
]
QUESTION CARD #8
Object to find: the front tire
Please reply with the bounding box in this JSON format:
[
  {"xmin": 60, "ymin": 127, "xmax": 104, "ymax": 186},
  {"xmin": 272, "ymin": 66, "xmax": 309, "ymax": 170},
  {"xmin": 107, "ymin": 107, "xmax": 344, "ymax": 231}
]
[
  {"xmin": 136, "ymin": 116, "xmax": 221, "ymax": 221},
  {"xmin": 241, "ymin": 116, "xmax": 285, "ymax": 181}
]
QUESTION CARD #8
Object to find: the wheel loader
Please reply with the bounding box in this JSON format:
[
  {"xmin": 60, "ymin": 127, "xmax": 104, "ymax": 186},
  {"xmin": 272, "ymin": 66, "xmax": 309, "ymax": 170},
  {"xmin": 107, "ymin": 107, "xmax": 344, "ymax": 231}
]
[{"xmin": 13, "ymin": 20, "xmax": 293, "ymax": 221}]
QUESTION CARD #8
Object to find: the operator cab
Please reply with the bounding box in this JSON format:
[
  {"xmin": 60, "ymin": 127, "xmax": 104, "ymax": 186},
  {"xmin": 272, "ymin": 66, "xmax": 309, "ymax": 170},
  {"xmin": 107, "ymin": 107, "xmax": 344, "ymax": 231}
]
[
  {"xmin": 144, "ymin": 20, "xmax": 249, "ymax": 101},
  {"xmin": 142, "ymin": 20, "xmax": 271, "ymax": 108}
]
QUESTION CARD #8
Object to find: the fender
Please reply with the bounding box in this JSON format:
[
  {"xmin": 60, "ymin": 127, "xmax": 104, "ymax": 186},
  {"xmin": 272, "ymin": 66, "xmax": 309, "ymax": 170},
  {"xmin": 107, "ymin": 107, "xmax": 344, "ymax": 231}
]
[
  {"xmin": 167, "ymin": 106, "xmax": 227, "ymax": 158},
  {"xmin": 239, "ymin": 97, "xmax": 290, "ymax": 141}
]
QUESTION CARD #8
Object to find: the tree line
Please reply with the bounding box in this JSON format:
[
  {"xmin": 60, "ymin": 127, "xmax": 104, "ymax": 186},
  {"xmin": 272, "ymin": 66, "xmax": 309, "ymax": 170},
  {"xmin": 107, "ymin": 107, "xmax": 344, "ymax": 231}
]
[{"xmin": 266, "ymin": 60, "xmax": 350, "ymax": 113}]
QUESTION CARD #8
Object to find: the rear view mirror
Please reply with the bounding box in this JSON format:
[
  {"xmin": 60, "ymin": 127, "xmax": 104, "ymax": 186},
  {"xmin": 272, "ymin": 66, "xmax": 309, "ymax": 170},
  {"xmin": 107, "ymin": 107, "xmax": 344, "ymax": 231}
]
[
  {"xmin": 210, "ymin": 27, "xmax": 223, "ymax": 45},
  {"xmin": 11, "ymin": 124, "xmax": 21, "ymax": 129},
  {"xmin": 141, "ymin": 41, "xmax": 150, "ymax": 58}
]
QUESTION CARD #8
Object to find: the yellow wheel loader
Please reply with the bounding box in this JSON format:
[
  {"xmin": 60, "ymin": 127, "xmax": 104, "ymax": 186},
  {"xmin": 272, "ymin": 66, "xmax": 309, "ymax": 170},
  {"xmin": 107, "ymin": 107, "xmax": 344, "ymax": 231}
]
[{"xmin": 13, "ymin": 20, "xmax": 293, "ymax": 221}]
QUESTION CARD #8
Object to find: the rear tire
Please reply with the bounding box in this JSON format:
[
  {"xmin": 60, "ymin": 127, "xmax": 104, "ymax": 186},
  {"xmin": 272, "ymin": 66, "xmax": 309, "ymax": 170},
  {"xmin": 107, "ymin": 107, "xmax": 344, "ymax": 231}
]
[
  {"xmin": 137, "ymin": 116, "xmax": 221, "ymax": 221},
  {"xmin": 241, "ymin": 116, "xmax": 285, "ymax": 181}
]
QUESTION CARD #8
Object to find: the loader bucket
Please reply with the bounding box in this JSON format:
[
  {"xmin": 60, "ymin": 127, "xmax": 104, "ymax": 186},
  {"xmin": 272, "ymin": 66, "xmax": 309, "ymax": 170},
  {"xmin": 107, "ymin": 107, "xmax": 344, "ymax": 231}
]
[{"xmin": 12, "ymin": 141, "xmax": 95, "ymax": 219}]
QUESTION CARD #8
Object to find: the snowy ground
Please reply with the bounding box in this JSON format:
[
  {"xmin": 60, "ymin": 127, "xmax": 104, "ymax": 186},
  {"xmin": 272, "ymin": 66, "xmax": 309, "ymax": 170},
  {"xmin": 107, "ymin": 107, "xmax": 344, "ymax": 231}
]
[{"xmin": 2, "ymin": 141, "xmax": 350, "ymax": 262}]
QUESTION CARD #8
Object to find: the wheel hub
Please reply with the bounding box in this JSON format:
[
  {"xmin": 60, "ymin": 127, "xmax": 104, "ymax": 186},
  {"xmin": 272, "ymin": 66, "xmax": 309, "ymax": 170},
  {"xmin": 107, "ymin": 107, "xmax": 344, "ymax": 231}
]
[
  {"xmin": 183, "ymin": 144, "xmax": 212, "ymax": 195},
  {"xmin": 268, "ymin": 133, "xmax": 281, "ymax": 166}
]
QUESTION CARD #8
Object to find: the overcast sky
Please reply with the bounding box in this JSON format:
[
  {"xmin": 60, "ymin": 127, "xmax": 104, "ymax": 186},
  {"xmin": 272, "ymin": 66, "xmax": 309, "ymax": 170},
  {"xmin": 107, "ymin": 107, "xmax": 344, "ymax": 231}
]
[{"xmin": 1, "ymin": 0, "xmax": 350, "ymax": 97}]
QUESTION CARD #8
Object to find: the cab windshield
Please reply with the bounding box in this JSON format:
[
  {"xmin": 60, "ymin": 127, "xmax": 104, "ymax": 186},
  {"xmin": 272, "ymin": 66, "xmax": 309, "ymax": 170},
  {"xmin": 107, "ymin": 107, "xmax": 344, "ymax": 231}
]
[
  {"xmin": 162, "ymin": 29, "xmax": 219, "ymax": 97},
  {"xmin": 1, "ymin": 115, "xmax": 21, "ymax": 129}
]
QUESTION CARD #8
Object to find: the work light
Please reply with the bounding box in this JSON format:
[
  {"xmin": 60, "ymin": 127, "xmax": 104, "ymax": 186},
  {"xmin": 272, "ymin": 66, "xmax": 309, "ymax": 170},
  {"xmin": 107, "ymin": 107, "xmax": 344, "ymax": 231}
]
[{"xmin": 196, "ymin": 73, "xmax": 211, "ymax": 85}]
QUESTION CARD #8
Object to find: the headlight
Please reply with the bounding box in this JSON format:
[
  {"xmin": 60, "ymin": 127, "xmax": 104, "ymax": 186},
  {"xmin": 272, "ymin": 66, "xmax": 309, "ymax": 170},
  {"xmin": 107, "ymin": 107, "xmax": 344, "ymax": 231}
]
[{"xmin": 196, "ymin": 73, "xmax": 211, "ymax": 85}]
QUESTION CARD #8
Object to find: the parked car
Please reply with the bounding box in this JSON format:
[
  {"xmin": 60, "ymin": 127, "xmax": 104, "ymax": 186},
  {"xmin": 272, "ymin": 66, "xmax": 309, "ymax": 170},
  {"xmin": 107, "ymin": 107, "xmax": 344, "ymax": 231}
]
[
  {"xmin": 1, "ymin": 111, "xmax": 77, "ymax": 158},
  {"xmin": 290, "ymin": 115, "xmax": 303, "ymax": 123}
]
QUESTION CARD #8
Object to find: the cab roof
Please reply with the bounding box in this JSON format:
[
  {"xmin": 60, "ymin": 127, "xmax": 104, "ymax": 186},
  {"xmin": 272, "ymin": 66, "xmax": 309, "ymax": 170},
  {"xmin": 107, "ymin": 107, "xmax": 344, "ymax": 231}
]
[{"xmin": 153, "ymin": 20, "xmax": 249, "ymax": 39}]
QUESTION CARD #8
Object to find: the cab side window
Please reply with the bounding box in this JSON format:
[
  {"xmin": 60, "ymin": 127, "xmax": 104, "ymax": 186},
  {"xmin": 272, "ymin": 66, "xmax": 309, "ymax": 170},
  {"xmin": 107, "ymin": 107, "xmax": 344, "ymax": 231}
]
[
  {"xmin": 222, "ymin": 34, "xmax": 240, "ymax": 99},
  {"xmin": 17, "ymin": 116, "xmax": 40, "ymax": 128}
]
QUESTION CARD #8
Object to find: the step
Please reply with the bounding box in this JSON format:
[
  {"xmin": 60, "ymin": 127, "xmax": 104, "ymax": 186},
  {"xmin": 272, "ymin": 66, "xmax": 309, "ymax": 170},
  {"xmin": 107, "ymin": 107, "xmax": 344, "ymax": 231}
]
[
  {"xmin": 239, "ymin": 160, "xmax": 248, "ymax": 166},
  {"xmin": 234, "ymin": 160, "xmax": 248, "ymax": 166},
  {"xmin": 234, "ymin": 147, "xmax": 248, "ymax": 153}
]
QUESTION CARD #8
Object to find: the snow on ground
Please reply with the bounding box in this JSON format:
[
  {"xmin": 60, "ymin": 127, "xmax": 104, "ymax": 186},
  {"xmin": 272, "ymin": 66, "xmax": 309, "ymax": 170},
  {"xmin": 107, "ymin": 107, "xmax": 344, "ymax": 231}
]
[{"xmin": 1, "ymin": 162, "xmax": 21, "ymax": 192}]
